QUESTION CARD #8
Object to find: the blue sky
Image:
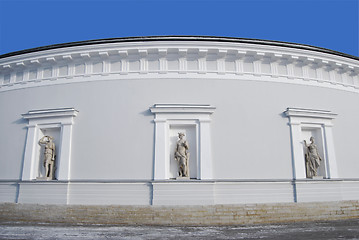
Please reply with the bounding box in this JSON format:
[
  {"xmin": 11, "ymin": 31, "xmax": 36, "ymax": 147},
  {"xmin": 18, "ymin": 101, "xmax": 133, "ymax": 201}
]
[{"xmin": 0, "ymin": 0, "xmax": 358, "ymax": 56}]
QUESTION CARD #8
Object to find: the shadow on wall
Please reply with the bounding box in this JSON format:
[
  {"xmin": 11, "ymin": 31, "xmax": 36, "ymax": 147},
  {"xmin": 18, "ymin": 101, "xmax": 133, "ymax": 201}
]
[
  {"xmin": 13, "ymin": 118, "xmax": 27, "ymax": 127},
  {"xmin": 12, "ymin": 118, "xmax": 28, "ymax": 202},
  {"xmin": 140, "ymin": 109, "xmax": 152, "ymax": 117}
]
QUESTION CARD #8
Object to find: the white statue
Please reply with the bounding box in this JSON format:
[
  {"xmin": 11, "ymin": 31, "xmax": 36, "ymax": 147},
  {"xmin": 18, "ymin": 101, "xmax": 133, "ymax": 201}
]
[
  {"xmin": 304, "ymin": 136, "xmax": 322, "ymax": 178},
  {"xmin": 174, "ymin": 132, "xmax": 190, "ymax": 178},
  {"xmin": 39, "ymin": 135, "xmax": 56, "ymax": 180}
]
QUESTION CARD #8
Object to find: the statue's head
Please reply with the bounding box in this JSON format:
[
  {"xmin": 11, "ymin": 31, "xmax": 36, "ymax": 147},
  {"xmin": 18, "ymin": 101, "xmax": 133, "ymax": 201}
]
[
  {"xmin": 46, "ymin": 136, "xmax": 54, "ymax": 142},
  {"xmin": 178, "ymin": 132, "xmax": 185, "ymax": 138},
  {"xmin": 310, "ymin": 136, "xmax": 314, "ymax": 142}
]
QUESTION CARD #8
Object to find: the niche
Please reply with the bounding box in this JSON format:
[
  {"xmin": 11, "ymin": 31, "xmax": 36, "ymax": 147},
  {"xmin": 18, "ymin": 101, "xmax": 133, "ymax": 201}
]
[
  {"xmin": 169, "ymin": 125, "xmax": 198, "ymax": 179},
  {"xmin": 22, "ymin": 108, "xmax": 78, "ymax": 181},
  {"xmin": 35, "ymin": 128, "xmax": 61, "ymax": 179},
  {"xmin": 301, "ymin": 127, "xmax": 327, "ymax": 178},
  {"xmin": 150, "ymin": 104, "xmax": 215, "ymax": 180}
]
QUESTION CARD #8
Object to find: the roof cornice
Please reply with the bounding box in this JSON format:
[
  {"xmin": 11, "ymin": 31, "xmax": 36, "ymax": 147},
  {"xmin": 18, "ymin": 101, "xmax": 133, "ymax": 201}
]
[{"xmin": 1, "ymin": 36, "xmax": 358, "ymax": 62}]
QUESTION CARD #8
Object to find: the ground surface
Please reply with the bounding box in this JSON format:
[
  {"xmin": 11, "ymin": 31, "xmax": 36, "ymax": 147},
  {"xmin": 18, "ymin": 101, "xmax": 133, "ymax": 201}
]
[{"xmin": 1, "ymin": 219, "xmax": 359, "ymax": 240}]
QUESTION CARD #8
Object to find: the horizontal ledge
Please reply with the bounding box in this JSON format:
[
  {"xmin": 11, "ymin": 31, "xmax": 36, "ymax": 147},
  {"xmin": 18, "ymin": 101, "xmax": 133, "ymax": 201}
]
[
  {"xmin": 150, "ymin": 104, "xmax": 216, "ymax": 114},
  {"xmin": 1, "ymin": 36, "xmax": 359, "ymax": 62},
  {"xmin": 2, "ymin": 178, "xmax": 358, "ymax": 184},
  {"xmin": 22, "ymin": 107, "xmax": 79, "ymax": 119},
  {"xmin": 284, "ymin": 107, "xmax": 337, "ymax": 119}
]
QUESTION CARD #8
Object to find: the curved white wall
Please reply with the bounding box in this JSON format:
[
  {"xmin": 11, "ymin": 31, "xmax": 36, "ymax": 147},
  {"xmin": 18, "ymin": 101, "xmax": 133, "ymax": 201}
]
[{"xmin": 1, "ymin": 37, "xmax": 359, "ymax": 205}]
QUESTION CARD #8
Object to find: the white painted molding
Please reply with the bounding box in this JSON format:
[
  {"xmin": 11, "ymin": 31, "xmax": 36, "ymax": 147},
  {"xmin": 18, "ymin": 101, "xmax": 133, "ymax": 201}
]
[
  {"xmin": 284, "ymin": 108, "xmax": 338, "ymax": 179},
  {"xmin": 22, "ymin": 108, "xmax": 79, "ymax": 122},
  {"xmin": 21, "ymin": 108, "xmax": 78, "ymax": 181},
  {"xmin": 1, "ymin": 41, "xmax": 358, "ymax": 92},
  {"xmin": 284, "ymin": 108, "xmax": 337, "ymax": 121},
  {"xmin": 150, "ymin": 104, "xmax": 215, "ymax": 180},
  {"xmin": 150, "ymin": 104, "xmax": 216, "ymax": 114}
]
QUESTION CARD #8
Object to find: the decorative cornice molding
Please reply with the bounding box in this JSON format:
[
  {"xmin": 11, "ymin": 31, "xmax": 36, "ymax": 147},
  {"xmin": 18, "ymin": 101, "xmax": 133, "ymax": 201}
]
[
  {"xmin": 284, "ymin": 108, "xmax": 337, "ymax": 120},
  {"xmin": 150, "ymin": 104, "xmax": 216, "ymax": 114},
  {"xmin": 1, "ymin": 36, "xmax": 358, "ymax": 61},
  {"xmin": 22, "ymin": 107, "xmax": 79, "ymax": 120},
  {"xmin": 0, "ymin": 41, "xmax": 358, "ymax": 92}
]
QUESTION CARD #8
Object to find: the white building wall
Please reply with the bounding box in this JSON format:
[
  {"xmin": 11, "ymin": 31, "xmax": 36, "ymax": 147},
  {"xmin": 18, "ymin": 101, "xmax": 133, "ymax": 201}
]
[
  {"xmin": 1, "ymin": 78, "xmax": 359, "ymax": 181},
  {"xmin": 0, "ymin": 37, "xmax": 359, "ymax": 204}
]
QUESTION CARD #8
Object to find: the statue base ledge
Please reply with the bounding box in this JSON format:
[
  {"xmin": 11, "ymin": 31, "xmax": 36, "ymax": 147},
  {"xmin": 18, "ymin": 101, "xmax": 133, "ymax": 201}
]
[
  {"xmin": 310, "ymin": 176, "xmax": 324, "ymax": 179},
  {"xmin": 176, "ymin": 177, "xmax": 190, "ymax": 180},
  {"xmin": 36, "ymin": 177, "xmax": 55, "ymax": 181}
]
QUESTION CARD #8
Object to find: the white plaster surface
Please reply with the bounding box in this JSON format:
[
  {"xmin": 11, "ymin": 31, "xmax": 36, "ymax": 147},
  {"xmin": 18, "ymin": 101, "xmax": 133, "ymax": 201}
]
[
  {"xmin": 1, "ymin": 38, "xmax": 359, "ymax": 205},
  {"xmin": 1, "ymin": 180, "xmax": 356, "ymax": 205},
  {"xmin": 3, "ymin": 80, "xmax": 359, "ymax": 181}
]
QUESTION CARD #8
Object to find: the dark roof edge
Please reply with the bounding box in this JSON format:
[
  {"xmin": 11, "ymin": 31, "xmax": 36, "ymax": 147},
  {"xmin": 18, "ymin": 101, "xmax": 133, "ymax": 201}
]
[{"xmin": 1, "ymin": 35, "xmax": 358, "ymax": 61}]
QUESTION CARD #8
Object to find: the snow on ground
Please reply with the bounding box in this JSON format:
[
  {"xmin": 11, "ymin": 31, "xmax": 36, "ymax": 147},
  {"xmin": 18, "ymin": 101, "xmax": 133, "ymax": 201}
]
[{"xmin": 1, "ymin": 219, "xmax": 359, "ymax": 240}]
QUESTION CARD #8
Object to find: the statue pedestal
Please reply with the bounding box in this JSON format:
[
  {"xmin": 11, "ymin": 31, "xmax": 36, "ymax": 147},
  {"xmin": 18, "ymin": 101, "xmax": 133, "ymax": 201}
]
[
  {"xmin": 176, "ymin": 177, "xmax": 190, "ymax": 180},
  {"xmin": 311, "ymin": 176, "xmax": 324, "ymax": 180},
  {"xmin": 36, "ymin": 176, "xmax": 54, "ymax": 181}
]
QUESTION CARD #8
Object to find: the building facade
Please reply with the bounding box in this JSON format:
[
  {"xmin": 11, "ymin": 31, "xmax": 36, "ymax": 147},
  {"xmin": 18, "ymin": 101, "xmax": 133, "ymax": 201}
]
[{"xmin": 1, "ymin": 36, "xmax": 359, "ymax": 205}]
